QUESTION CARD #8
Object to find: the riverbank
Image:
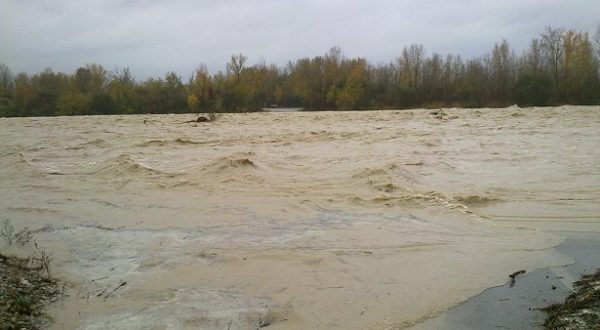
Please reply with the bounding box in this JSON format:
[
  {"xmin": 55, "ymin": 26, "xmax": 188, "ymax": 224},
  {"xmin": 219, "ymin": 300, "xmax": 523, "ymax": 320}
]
[
  {"xmin": 544, "ymin": 267, "xmax": 600, "ymax": 329},
  {"xmin": 0, "ymin": 252, "xmax": 60, "ymax": 329},
  {"xmin": 410, "ymin": 231, "xmax": 600, "ymax": 330}
]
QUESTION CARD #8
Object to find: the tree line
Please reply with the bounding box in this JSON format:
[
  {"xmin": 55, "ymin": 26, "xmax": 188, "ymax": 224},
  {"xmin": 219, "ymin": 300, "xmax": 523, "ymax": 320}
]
[{"xmin": 1, "ymin": 26, "xmax": 600, "ymax": 117}]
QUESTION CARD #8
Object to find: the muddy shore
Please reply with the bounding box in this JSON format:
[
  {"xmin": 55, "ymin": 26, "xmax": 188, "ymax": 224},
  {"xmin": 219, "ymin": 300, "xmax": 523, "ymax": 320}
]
[{"xmin": 410, "ymin": 231, "xmax": 600, "ymax": 329}]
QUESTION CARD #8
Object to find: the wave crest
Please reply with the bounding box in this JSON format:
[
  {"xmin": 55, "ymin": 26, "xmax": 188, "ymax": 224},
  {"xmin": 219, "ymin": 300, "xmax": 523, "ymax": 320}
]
[
  {"xmin": 453, "ymin": 194, "xmax": 501, "ymax": 204},
  {"xmin": 90, "ymin": 154, "xmax": 167, "ymax": 177},
  {"xmin": 0, "ymin": 151, "xmax": 42, "ymax": 176}
]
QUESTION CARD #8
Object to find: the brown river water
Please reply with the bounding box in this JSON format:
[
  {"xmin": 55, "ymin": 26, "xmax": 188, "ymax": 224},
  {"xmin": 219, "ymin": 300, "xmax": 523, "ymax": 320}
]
[{"xmin": 1, "ymin": 106, "xmax": 599, "ymax": 329}]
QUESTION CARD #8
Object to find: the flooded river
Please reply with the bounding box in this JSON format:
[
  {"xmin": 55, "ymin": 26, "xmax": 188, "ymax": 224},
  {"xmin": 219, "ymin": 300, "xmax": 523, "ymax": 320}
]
[{"xmin": 1, "ymin": 106, "xmax": 599, "ymax": 329}]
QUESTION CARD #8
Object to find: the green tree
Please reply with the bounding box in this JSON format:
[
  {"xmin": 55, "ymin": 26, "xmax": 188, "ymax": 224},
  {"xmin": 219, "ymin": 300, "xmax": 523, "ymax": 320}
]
[
  {"xmin": 30, "ymin": 69, "xmax": 69, "ymax": 116},
  {"xmin": 561, "ymin": 30, "xmax": 599, "ymax": 104},
  {"xmin": 513, "ymin": 72, "xmax": 553, "ymax": 106},
  {"xmin": 74, "ymin": 64, "xmax": 107, "ymax": 94},
  {"xmin": 90, "ymin": 93, "xmax": 118, "ymax": 114},
  {"xmin": 188, "ymin": 64, "xmax": 214, "ymax": 111},
  {"xmin": 56, "ymin": 92, "xmax": 91, "ymax": 116},
  {"xmin": 2, "ymin": 25, "xmax": 600, "ymax": 117},
  {"xmin": 163, "ymin": 71, "xmax": 186, "ymax": 112},
  {"xmin": 108, "ymin": 68, "xmax": 136, "ymax": 113},
  {"xmin": 336, "ymin": 58, "xmax": 366, "ymax": 110},
  {"xmin": 460, "ymin": 58, "xmax": 488, "ymax": 107},
  {"xmin": 187, "ymin": 93, "xmax": 199, "ymax": 112}
]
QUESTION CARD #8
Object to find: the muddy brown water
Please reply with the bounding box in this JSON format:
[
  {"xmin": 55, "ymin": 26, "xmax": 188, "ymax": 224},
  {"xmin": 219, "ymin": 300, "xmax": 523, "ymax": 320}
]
[{"xmin": 1, "ymin": 106, "xmax": 599, "ymax": 329}]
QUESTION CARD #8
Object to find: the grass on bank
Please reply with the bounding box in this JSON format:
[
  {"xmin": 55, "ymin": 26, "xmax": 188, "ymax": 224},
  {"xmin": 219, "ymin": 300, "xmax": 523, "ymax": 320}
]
[
  {"xmin": 543, "ymin": 269, "xmax": 600, "ymax": 330},
  {"xmin": 0, "ymin": 218, "xmax": 60, "ymax": 329}
]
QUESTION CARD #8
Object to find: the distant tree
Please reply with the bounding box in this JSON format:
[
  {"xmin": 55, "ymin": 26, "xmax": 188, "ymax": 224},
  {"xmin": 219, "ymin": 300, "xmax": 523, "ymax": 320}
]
[
  {"xmin": 113, "ymin": 67, "xmax": 134, "ymax": 84},
  {"xmin": 442, "ymin": 54, "xmax": 464, "ymax": 105},
  {"xmin": 594, "ymin": 25, "xmax": 600, "ymax": 84},
  {"xmin": 396, "ymin": 44, "xmax": 425, "ymax": 107},
  {"xmin": 108, "ymin": 67, "xmax": 136, "ymax": 113},
  {"xmin": 421, "ymin": 53, "xmax": 444, "ymax": 105},
  {"xmin": 515, "ymin": 38, "xmax": 555, "ymax": 105},
  {"xmin": 323, "ymin": 46, "xmax": 342, "ymax": 108},
  {"xmin": 87, "ymin": 64, "xmax": 108, "ymax": 93},
  {"xmin": 136, "ymin": 78, "xmax": 165, "ymax": 114},
  {"xmin": 398, "ymin": 44, "xmax": 425, "ymax": 89},
  {"xmin": 0, "ymin": 64, "xmax": 15, "ymax": 96},
  {"xmin": 272, "ymin": 84, "xmax": 284, "ymax": 105},
  {"xmin": 70, "ymin": 64, "xmax": 113, "ymax": 114},
  {"xmin": 364, "ymin": 62, "xmax": 396, "ymax": 108},
  {"xmin": 90, "ymin": 93, "xmax": 118, "ymax": 114},
  {"xmin": 561, "ymin": 30, "xmax": 599, "ymax": 104},
  {"xmin": 189, "ymin": 64, "xmax": 213, "ymax": 110},
  {"xmin": 29, "ymin": 69, "xmax": 69, "ymax": 116},
  {"xmin": 541, "ymin": 27, "xmax": 565, "ymax": 95},
  {"xmin": 74, "ymin": 67, "xmax": 93, "ymax": 93},
  {"xmin": 56, "ymin": 92, "xmax": 91, "ymax": 116},
  {"xmin": 461, "ymin": 58, "xmax": 488, "ymax": 107},
  {"xmin": 513, "ymin": 72, "xmax": 553, "ymax": 106},
  {"xmin": 162, "ymin": 72, "xmax": 186, "ymax": 112},
  {"xmin": 13, "ymin": 73, "xmax": 32, "ymax": 116},
  {"xmin": 227, "ymin": 53, "xmax": 247, "ymax": 84},
  {"xmin": 523, "ymin": 39, "xmax": 543, "ymax": 73},
  {"xmin": 289, "ymin": 57, "xmax": 326, "ymax": 109},
  {"xmin": 336, "ymin": 58, "xmax": 366, "ymax": 110},
  {"xmin": 187, "ymin": 93, "xmax": 199, "ymax": 112},
  {"xmin": 0, "ymin": 64, "xmax": 16, "ymax": 116},
  {"xmin": 594, "ymin": 25, "xmax": 600, "ymax": 57},
  {"xmin": 261, "ymin": 64, "xmax": 284, "ymax": 107},
  {"xmin": 236, "ymin": 62, "xmax": 258, "ymax": 109},
  {"xmin": 223, "ymin": 54, "xmax": 265, "ymax": 111},
  {"xmin": 489, "ymin": 39, "xmax": 515, "ymax": 105},
  {"xmin": 2, "ymin": 25, "xmax": 600, "ymax": 117},
  {"xmin": 74, "ymin": 64, "xmax": 107, "ymax": 94}
]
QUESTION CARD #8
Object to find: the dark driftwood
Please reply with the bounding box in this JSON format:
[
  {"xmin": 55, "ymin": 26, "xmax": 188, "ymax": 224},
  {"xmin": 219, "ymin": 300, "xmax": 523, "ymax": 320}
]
[
  {"xmin": 183, "ymin": 115, "xmax": 218, "ymax": 124},
  {"xmin": 509, "ymin": 269, "xmax": 526, "ymax": 287}
]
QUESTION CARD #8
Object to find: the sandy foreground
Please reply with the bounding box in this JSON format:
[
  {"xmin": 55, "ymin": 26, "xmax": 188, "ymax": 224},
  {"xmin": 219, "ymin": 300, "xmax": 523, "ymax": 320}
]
[{"xmin": 0, "ymin": 106, "xmax": 599, "ymax": 329}]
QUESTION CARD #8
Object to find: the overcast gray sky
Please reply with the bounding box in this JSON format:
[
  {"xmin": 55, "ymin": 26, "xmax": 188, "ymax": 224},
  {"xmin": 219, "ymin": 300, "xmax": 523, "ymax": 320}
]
[{"xmin": 1, "ymin": 0, "xmax": 599, "ymax": 79}]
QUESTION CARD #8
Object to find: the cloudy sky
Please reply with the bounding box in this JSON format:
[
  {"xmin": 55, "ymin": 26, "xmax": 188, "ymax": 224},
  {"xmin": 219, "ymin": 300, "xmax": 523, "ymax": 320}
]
[{"xmin": 1, "ymin": 0, "xmax": 599, "ymax": 79}]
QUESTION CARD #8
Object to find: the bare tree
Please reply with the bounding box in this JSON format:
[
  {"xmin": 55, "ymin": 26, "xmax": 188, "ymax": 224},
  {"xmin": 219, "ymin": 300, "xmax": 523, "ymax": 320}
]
[
  {"xmin": 526, "ymin": 38, "xmax": 543, "ymax": 73},
  {"xmin": 112, "ymin": 67, "xmax": 134, "ymax": 84},
  {"xmin": 490, "ymin": 39, "xmax": 514, "ymax": 103},
  {"xmin": 326, "ymin": 46, "xmax": 342, "ymax": 65},
  {"xmin": 0, "ymin": 64, "xmax": 15, "ymax": 96},
  {"xmin": 193, "ymin": 64, "xmax": 210, "ymax": 101},
  {"xmin": 227, "ymin": 53, "xmax": 247, "ymax": 84},
  {"xmin": 398, "ymin": 44, "xmax": 425, "ymax": 88},
  {"xmin": 541, "ymin": 27, "xmax": 565, "ymax": 91},
  {"xmin": 594, "ymin": 24, "xmax": 600, "ymax": 58}
]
